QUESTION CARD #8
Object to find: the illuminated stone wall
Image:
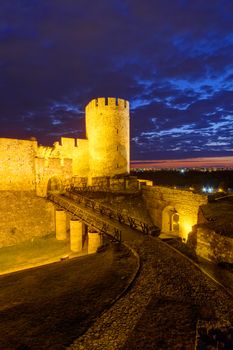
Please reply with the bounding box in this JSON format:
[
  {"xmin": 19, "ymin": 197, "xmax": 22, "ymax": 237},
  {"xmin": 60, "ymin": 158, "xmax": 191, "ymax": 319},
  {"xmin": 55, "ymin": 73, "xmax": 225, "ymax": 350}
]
[
  {"xmin": 0, "ymin": 97, "xmax": 131, "ymax": 246},
  {"xmin": 196, "ymin": 226, "xmax": 233, "ymax": 263},
  {"xmin": 35, "ymin": 157, "xmax": 73, "ymax": 197},
  {"xmin": 0, "ymin": 97, "xmax": 130, "ymax": 197},
  {"xmin": 51, "ymin": 137, "xmax": 89, "ymax": 176},
  {"xmin": 0, "ymin": 138, "xmax": 74, "ymax": 194},
  {"xmin": 0, "ymin": 138, "xmax": 83, "ymax": 196},
  {"xmin": 86, "ymin": 97, "xmax": 130, "ymax": 179},
  {"xmin": 90, "ymin": 176, "xmax": 138, "ymax": 191},
  {"xmin": 0, "ymin": 191, "xmax": 55, "ymax": 247},
  {"xmin": 142, "ymin": 185, "xmax": 208, "ymax": 240},
  {"xmin": 0, "ymin": 138, "xmax": 37, "ymax": 191},
  {"xmin": 35, "ymin": 137, "xmax": 88, "ymax": 195}
]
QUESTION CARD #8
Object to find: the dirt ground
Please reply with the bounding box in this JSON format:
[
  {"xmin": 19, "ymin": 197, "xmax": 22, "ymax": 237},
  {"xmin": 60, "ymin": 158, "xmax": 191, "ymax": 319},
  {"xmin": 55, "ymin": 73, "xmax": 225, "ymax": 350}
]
[{"xmin": 0, "ymin": 242, "xmax": 137, "ymax": 350}]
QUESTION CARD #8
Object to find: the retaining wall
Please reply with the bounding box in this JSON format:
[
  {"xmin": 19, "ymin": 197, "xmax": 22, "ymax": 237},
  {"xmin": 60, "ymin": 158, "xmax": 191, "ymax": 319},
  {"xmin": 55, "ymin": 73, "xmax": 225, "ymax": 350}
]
[
  {"xmin": 0, "ymin": 191, "xmax": 55, "ymax": 247},
  {"xmin": 196, "ymin": 226, "xmax": 233, "ymax": 263}
]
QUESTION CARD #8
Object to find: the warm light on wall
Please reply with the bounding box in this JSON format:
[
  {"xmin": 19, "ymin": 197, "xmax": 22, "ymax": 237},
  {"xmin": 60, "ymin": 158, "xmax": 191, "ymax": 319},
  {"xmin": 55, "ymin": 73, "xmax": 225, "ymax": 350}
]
[{"xmin": 180, "ymin": 219, "xmax": 193, "ymax": 241}]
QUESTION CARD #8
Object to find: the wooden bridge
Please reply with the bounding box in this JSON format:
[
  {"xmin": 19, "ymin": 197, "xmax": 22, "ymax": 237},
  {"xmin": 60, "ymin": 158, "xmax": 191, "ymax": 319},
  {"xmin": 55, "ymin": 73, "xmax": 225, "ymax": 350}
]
[{"xmin": 47, "ymin": 189, "xmax": 160, "ymax": 242}]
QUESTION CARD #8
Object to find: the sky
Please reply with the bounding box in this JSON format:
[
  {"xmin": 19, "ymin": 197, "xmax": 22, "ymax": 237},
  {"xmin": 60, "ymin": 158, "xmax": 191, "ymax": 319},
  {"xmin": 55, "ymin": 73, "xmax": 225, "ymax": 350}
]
[
  {"xmin": 131, "ymin": 157, "xmax": 233, "ymax": 169},
  {"xmin": 0, "ymin": 0, "xmax": 233, "ymax": 163}
]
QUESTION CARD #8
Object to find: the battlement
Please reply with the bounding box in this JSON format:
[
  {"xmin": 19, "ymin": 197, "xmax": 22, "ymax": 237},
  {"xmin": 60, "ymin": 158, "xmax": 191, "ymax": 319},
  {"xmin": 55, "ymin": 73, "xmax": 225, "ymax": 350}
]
[
  {"xmin": 85, "ymin": 97, "xmax": 129, "ymax": 111},
  {"xmin": 0, "ymin": 137, "xmax": 38, "ymax": 149},
  {"xmin": 61, "ymin": 137, "xmax": 77, "ymax": 148}
]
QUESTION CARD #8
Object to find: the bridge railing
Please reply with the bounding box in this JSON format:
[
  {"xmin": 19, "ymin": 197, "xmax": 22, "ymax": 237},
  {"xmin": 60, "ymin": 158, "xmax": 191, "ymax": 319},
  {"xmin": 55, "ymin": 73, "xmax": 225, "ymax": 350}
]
[
  {"xmin": 65, "ymin": 190, "xmax": 160, "ymax": 236},
  {"xmin": 71, "ymin": 185, "xmax": 108, "ymax": 193},
  {"xmin": 68, "ymin": 185, "xmax": 140, "ymax": 194},
  {"xmin": 48, "ymin": 192, "xmax": 122, "ymax": 243}
]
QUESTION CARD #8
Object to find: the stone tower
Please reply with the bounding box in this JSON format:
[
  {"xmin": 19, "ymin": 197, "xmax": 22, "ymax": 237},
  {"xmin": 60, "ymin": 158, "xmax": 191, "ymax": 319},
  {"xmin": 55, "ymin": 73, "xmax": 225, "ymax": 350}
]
[{"xmin": 85, "ymin": 97, "xmax": 130, "ymax": 178}]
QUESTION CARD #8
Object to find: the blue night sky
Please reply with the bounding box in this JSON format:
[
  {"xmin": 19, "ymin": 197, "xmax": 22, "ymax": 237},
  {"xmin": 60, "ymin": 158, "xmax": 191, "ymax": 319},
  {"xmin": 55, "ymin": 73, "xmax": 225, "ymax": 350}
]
[{"xmin": 0, "ymin": 0, "xmax": 233, "ymax": 161}]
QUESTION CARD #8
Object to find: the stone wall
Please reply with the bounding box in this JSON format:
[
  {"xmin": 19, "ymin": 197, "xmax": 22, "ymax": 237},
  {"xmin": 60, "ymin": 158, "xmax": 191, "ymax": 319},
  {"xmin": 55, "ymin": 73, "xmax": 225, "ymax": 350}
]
[
  {"xmin": 35, "ymin": 157, "xmax": 73, "ymax": 197},
  {"xmin": 91, "ymin": 176, "xmax": 138, "ymax": 191},
  {"xmin": 142, "ymin": 185, "xmax": 208, "ymax": 240},
  {"xmin": 83, "ymin": 192, "xmax": 152, "ymax": 225},
  {"xmin": 0, "ymin": 138, "xmax": 75, "ymax": 196},
  {"xmin": 52, "ymin": 137, "xmax": 89, "ymax": 177},
  {"xmin": 0, "ymin": 138, "xmax": 37, "ymax": 191},
  {"xmin": 72, "ymin": 176, "xmax": 88, "ymax": 187},
  {"xmin": 195, "ymin": 226, "xmax": 233, "ymax": 263},
  {"xmin": 0, "ymin": 191, "xmax": 55, "ymax": 247},
  {"xmin": 138, "ymin": 179, "xmax": 153, "ymax": 189}
]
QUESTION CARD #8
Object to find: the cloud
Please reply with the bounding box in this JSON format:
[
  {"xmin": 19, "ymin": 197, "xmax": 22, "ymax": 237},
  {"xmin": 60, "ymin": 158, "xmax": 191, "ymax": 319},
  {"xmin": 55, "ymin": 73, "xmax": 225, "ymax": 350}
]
[{"xmin": 0, "ymin": 0, "xmax": 232, "ymax": 158}]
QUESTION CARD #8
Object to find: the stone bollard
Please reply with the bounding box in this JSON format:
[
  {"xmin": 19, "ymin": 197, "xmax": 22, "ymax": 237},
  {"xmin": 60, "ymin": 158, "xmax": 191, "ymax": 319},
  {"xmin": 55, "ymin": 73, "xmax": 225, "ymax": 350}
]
[
  {"xmin": 55, "ymin": 210, "xmax": 67, "ymax": 240},
  {"xmin": 88, "ymin": 231, "xmax": 102, "ymax": 254},
  {"xmin": 70, "ymin": 220, "xmax": 84, "ymax": 252}
]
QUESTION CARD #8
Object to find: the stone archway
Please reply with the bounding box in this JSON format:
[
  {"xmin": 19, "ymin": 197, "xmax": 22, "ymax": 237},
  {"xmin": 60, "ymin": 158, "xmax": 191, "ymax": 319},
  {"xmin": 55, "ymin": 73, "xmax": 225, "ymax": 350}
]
[
  {"xmin": 162, "ymin": 205, "xmax": 179, "ymax": 234},
  {"xmin": 171, "ymin": 212, "xmax": 179, "ymax": 233},
  {"xmin": 47, "ymin": 176, "xmax": 63, "ymax": 194}
]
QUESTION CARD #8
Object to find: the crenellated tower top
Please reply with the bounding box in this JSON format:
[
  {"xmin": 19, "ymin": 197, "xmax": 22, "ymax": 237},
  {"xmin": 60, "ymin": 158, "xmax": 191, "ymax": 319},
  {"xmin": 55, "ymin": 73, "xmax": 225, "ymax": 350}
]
[{"xmin": 85, "ymin": 97, "xmax": 129, "ymax": 112}]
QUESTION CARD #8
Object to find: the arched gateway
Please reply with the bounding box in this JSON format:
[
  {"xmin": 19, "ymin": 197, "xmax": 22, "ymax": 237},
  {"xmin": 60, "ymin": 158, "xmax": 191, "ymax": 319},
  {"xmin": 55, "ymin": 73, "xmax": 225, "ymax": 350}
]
[
  {"xmin": 162, "ymin": 205, "xmax": 180, "ymax": 235},
  {"xmin": 47, "ymin": 176, "xmax": 63, "ymax": 194}
]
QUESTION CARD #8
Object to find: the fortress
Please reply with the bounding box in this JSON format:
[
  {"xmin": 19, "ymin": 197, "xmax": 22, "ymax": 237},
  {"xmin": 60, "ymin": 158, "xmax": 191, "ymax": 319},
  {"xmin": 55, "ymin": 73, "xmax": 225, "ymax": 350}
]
[
  {"xmin": 0, "ymin": 97, "xmax": 206, "ymax": 244},
  {"xmin": 0, "ymin": 97, "xmax": 130, "ymax": 197},
  {"xmin": 2, "ymin": 96, "xmax": 230, "ymax": 266}
]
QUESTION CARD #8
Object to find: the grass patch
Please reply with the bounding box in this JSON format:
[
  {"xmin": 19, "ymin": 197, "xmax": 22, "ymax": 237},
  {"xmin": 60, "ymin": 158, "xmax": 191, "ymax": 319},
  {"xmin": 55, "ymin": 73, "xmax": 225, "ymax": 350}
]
[{"xmin": 0, "ymin": 235, "xmax": 71, "ymax": 274}]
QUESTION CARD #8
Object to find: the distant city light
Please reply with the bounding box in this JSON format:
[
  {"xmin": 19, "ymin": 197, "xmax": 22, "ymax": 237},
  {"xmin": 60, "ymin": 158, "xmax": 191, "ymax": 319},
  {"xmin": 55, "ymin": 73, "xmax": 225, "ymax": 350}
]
[{"xmin": 202, "ymin": 186, "xmax": 213, "ymax": 193}]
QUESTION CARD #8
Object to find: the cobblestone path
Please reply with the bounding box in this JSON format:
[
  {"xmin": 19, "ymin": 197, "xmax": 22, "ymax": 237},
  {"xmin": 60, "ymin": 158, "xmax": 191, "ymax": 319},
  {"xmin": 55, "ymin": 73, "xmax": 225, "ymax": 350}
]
[{"xmin": 68, "ymin": 236, "xmax": 233, "ymax": 350}]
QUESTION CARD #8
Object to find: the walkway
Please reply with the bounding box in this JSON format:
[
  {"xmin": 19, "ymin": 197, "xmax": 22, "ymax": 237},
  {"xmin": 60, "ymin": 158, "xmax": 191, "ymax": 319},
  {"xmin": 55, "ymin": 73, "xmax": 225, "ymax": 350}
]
[
  {"xmin": 68, "ymin": 236, "xmax": 233, "ymax": 350},
  {"xmin": 162, "ymin": 236, "xmax": 233, "ymax": 296}
]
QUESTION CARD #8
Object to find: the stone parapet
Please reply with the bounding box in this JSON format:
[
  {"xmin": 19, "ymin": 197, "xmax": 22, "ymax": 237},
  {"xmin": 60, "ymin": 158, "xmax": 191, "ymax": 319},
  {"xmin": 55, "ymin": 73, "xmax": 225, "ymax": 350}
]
[{"xmin": 196, "ymin": 226, "xmax": 233, "ymax": 263}]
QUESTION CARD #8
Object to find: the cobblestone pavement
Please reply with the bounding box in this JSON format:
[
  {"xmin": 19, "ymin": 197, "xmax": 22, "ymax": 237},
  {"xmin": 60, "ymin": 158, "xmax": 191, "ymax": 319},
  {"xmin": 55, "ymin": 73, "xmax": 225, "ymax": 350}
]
[{"xmin": 68, "ymin": 236, "xmax": 233, "ymax": 350}]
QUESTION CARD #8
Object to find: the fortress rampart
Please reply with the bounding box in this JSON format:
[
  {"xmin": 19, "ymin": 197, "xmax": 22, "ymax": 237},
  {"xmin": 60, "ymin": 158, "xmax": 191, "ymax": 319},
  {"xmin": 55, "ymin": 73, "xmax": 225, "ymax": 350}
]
[
  {"xmin": 0, "ymin": 138, "xmax": 37, "ymax": 191},
  {"xmin": 0, "ymin": 97, "xmax": 130, "ymax": 196},
  {"xmin": 0, "ymin": 97, "xmax": 230, "ymax": 263}
]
